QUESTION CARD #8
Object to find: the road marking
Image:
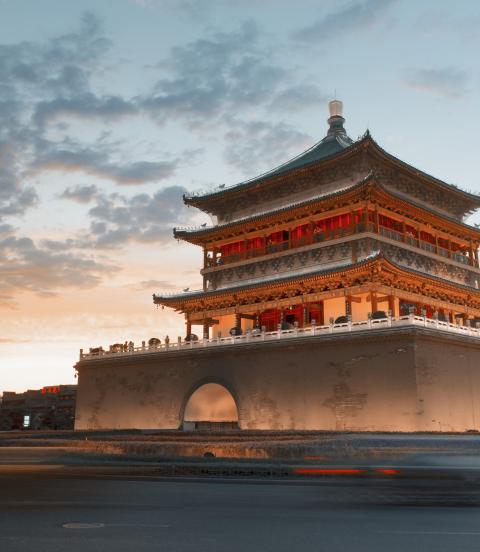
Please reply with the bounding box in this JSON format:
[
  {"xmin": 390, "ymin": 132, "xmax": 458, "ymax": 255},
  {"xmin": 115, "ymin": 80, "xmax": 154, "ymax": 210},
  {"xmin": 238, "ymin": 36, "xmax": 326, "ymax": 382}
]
[
  {"xmin": 378, "ymin": 531, "xmax": 480, "ymax": 536},
  {"xmin": 63, "ymin": 523, "xmax": 105, "ymax": 529},
  {"xmin": 62, "ymin": 522, "xmax": 170, "ymax": 529},
  {"xmin": 107, "ymin": 524, "xmax": 171, "ymax": 528}
]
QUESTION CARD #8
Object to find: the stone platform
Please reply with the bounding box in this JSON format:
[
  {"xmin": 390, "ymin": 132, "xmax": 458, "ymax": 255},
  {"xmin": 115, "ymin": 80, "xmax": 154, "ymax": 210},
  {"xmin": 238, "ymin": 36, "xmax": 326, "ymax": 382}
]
[{"xmin": 74, "ymin": 323, "xmax": 480, "ymax": 432}]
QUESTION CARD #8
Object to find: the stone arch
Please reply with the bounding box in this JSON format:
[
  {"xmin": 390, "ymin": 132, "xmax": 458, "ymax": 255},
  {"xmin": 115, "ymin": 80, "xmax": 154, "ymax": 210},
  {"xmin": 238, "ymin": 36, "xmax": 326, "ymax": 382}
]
[{"xmin": 180, "ymin": 377, "xmax": 240, "ymax": 430}]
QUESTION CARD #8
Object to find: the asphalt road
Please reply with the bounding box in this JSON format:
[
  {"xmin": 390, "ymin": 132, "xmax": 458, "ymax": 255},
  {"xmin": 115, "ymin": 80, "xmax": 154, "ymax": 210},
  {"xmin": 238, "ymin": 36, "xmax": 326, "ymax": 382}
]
[{"xmin": 1, "ymin": 465, "xmax": 480, "ymax": 552}]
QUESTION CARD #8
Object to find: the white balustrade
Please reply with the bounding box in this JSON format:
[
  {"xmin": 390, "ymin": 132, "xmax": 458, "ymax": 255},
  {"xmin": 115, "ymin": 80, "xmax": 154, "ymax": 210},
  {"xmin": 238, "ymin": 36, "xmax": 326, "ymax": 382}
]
[{"xmin": 79, "ymin": 315, "xmax": 480, "ymax": 361}]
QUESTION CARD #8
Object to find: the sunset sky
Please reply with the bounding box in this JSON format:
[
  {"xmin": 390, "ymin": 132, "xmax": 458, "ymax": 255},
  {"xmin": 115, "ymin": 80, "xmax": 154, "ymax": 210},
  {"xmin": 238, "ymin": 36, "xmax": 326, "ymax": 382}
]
[{"xmin": 1, "ymin": 0, "xmax": 480, "ymax": 392}]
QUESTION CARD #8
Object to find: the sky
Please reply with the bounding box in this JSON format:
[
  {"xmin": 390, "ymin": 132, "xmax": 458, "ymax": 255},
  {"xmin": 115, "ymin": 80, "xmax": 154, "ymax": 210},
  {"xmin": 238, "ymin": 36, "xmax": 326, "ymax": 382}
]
[{"xmin": 1, "ymin": 0, "xmax": 480, "ymax": 392}]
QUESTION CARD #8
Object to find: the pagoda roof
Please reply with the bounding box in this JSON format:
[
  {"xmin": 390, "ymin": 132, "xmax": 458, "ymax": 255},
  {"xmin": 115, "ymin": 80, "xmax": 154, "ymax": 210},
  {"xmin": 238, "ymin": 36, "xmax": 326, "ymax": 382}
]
[
  {"xmin": 175, "ymin": 173, "xmax": 480, "ymax": 246},
  {"xmin": 184, "ymin": 120, "xmax": 357, "ymax": 207},
  {"xmin": 154, "ymin": 253, "xmax": 381, "ymax": 307},
  {"xmin": 175, "ymin": 174, "xmax": 369, "ymax": 242},
  {"xmin": 153, "ymin": 252, "xmax": 480, "ymax": 312},
  {"xmin": 183, "ymin": 111, "xmax": 480, "ymax": 216},
  {"xmin": 236, "ymin": 128, "xmax": 354, "ymax": 182}
]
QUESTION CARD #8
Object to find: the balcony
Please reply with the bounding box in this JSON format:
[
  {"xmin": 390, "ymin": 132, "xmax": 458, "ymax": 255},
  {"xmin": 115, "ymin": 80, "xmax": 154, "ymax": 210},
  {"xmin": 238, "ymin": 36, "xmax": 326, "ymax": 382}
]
[
  {"xmin": 80, "ymin": 314, "xmax": 480, "ymax": 361},
  {"xmin": 379, "ymin": 226, "xmax": 404, "ymax": 243},
  {"xmin": 205, "ymin": 223, "xmax": 473, "ymax": 270}
]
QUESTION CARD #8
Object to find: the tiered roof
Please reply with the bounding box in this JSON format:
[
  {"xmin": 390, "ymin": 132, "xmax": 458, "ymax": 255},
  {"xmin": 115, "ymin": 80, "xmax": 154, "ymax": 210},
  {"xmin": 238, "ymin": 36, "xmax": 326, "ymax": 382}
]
[
  {"xmin": 183, "ymin": 107, "xmax": 480, "ymax": 220},
  {"xmin": 153, "ymin": 253, "xmax": 480, "ymax": 315},
  {"xmin": 175, "ymin": 173, "xmax": 480, "ymax": 246},
  {"xmin": 155, "ymin": 101, "xmax": 480, "ymax": 317}
]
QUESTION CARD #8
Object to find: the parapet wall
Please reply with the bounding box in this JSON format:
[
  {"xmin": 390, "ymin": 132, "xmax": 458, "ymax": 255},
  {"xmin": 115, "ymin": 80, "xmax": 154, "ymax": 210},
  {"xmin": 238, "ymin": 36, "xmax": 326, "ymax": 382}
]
[{"xmin": 74, "ymin": 327, "xmax": 480, "ymax": 432}]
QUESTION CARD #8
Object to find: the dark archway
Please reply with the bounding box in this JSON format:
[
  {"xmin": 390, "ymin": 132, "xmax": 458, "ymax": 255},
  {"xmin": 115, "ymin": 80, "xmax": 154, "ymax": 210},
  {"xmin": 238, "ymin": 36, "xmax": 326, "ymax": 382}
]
[{"xmin": 181, "ymin": 382, "xmax": 239, "ymax": 431}]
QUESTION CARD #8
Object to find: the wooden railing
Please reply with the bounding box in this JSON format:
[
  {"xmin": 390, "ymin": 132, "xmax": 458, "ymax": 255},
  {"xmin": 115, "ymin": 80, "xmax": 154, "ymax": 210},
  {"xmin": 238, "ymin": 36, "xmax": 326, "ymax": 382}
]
[{"xmin": 206, "ymin": 223, "xmax": 473, "ymax": 268}]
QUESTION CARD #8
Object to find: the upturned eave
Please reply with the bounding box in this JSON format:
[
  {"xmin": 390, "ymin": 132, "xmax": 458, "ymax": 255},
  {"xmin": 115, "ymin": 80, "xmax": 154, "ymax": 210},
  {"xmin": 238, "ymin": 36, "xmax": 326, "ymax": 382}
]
[
  {"xmin": 174, "ymin": 174, "xmax": 480, "ymax": 247},
  {"xmin": 183, "ymin": 132, "xmax": 480, "ymax": 217},
  {"xmin": 153, "ymin": 253, "xmax": 480, "ymax": 314}
]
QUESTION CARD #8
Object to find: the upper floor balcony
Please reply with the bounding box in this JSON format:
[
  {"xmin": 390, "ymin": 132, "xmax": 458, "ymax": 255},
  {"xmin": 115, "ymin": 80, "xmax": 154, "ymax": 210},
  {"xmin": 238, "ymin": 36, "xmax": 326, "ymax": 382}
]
[{"xmin": 205, "ymin": 218, "xmax": 476, "ymax": 271}]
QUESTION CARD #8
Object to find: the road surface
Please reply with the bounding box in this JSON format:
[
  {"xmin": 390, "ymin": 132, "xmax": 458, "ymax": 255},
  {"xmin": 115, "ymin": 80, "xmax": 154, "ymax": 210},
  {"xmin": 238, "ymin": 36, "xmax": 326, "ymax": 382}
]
[{"xmin": 1, "ymin": 462, "xmax": 480, "ymax": 552}]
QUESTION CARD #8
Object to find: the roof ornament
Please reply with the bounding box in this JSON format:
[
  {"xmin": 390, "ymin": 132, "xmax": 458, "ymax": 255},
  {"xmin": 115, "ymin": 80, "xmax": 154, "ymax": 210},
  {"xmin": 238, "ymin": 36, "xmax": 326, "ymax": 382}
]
[{"xmin": 327, "ymin": 99, "xmax": 347, "ymax": 138}]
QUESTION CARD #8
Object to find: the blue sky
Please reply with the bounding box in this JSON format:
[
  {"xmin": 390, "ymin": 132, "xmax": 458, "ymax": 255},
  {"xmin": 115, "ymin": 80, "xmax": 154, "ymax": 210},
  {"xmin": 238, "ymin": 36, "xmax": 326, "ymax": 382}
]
[{"xmin": 1, "ymin": 0, "xmax": 479, "ymax": 391}]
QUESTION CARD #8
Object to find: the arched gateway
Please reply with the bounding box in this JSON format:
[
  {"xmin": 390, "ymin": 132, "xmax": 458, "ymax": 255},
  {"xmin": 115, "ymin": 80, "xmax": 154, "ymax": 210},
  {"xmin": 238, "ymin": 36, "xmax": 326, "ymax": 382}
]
[{"xmin": 182, "ymin": 383, "xmax": 239, "ymax": 431}]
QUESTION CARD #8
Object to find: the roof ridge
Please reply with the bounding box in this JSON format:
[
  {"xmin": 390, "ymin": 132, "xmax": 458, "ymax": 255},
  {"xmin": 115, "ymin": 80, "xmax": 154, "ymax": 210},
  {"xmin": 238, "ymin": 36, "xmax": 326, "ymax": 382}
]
[{"xmin": 185, "ymin": 133, "xmax": 362, "ymax": 202}]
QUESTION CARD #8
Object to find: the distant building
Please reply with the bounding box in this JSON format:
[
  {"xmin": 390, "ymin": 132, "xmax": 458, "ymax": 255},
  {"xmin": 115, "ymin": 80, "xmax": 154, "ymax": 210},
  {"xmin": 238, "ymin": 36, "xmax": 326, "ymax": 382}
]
[{"xmin": 0, "ymin": 385, "xmax": 76, "ymax": 430}]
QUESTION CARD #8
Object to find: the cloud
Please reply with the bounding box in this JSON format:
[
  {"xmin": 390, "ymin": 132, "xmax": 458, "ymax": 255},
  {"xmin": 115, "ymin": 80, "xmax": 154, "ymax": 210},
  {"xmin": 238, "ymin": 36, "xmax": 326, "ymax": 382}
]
[
  {"xmin": 269, "ymin": 84, "xmax": 328, "ymax": 113},
  {"xmin": 0, "ymin": 235, "xmax": 118, "ymax": 306},
  {"xmin": 223, "ymin": 118, "xmax": 312, "ymax": 176},
  {"xmin": 33, "ymin": 145, "xmax": 179, "ymax": 185},
  {"xmin": 86, "ymin": 185, "xmax": 194, "ymax": 247},
  {"xmin": 60, "ymin": 184, "xmax": 98, "ymax": 203},
  {"xmin": 0, "ymin": 12, "xmax": 113, "ymax": 221},
  {"xmin": 0, "ymin": 13, "xmax": 328, "ymax": 306},
  {"xmin": 135, "ymin": 20, "xmax": 326, "ymax": 176},
  {"xmin": 125, "ymin": 279, "xmax": 178, "ymax": 291},
  {"xmin": 293, "ymin": 0, "xmax": 398, "ymax": 43},
  {"xmin": 140, "ymin": 20, "xmax": 324, "ymax": 129},
  {"xmin": 0, "ymin": 14, "xmax": 326, "ymax": 211},
  {"xmin": 141, "ymin": 21, "xmax": 282, "ymax": 126},
  {"xmin": 0, "ymin": 143, "xmax": 38, "ymax": 219},
  {"xmin": 403, "ymin": 67, "xmax": 467, "ymax": 99},
  {"xmin": 33, "ymin": 94, "xmax": 138, "ymax": 130},
  {"xmin": 0, "ymin": 11, "xmax": 171, "ymax": 226}
]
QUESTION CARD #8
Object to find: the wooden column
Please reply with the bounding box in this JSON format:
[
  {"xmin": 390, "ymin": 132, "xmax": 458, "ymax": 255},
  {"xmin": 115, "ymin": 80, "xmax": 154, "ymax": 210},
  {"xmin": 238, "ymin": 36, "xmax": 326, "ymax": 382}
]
[
  {"xmin": 186, "ymin": 319, "xmax": 192, "ymax": 337},
  {"xmin": 308, "ymin": 221, "xmax": 315, "ymax": 245},
  {"xmin": 364, "ymin": 205, "xmax": 370, "ymax": 231},
  {"xmin": 203, "ymin": 247, "xmax": 208, "ymax": 292},
  {"xmin": 388, "ymin": 295, "xmax": 396, "ymax": 317},
  {"xmin": 235, "ymin": 313, "xmax": 241, "ymax": 331},
  {"xmin": 351, "ymin": 241, "xmax": 358, "ymax": 263},
  {"xmin": 203, "ymin": 320, "xmax": 209, "ymax": 339},
  {"xmin": 470, "ymin": 240, "xmax": 475, "ymax": 267},
  {"xmin": 370, "ymin": 292, "xmax": 378, "ymax": 314},
  {"xmin": 345, "ymin": 296, "xmax": 352, "ymax": 317}
]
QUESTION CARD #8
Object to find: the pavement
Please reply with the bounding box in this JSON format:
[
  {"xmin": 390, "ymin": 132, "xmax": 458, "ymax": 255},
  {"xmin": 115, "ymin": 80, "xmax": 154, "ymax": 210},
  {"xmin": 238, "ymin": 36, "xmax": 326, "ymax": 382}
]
[
  {"xmin": 2, "ymin": 462, "xmax": 480, "ymax": 552},
  {"xmin": 2, "ymin": 445, "xmax": 480, "ymax": 551}
]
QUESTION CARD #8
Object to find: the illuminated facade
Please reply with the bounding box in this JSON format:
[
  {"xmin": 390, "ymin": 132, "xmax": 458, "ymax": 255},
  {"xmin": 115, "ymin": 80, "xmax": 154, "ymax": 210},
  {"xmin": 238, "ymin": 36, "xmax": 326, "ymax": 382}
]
[
  {"xmin": 154, "ymin": 101, "xmax": 480, "ymax": 336},
  {"xmin": 74, "ymin": 101, "xmax": 480, "ymax": 432}
]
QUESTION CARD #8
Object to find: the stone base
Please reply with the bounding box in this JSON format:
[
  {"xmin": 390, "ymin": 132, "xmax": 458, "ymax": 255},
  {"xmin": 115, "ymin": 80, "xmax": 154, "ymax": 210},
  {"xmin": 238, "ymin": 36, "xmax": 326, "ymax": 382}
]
[{"xmin": 74, "ymin": 327, "xmax": 480, "ymax": 432}]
